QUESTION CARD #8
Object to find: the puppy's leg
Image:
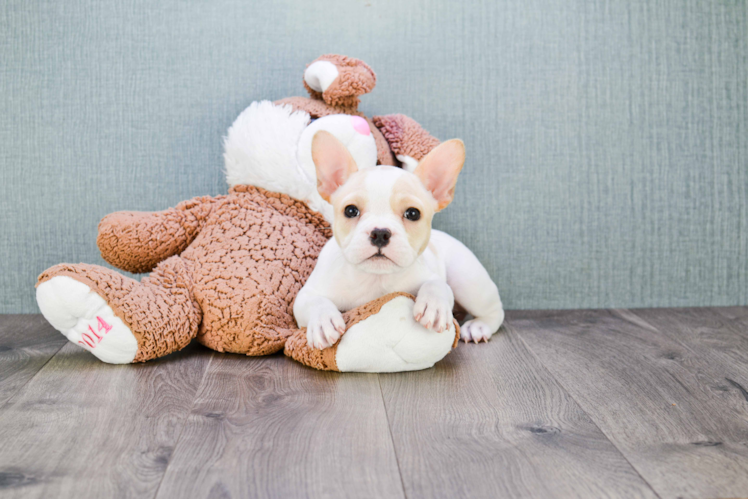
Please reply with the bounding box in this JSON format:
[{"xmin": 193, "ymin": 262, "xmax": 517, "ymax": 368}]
[
  {"xmin": 414, "ymin": 280, "xmax": 455, "ymax": 333},
  {"xmin": 438, "ymin": 235, "xmax": 505, "ymax": 343},
  {"xmin": 294, "ymin": 290, "xmax": 346, "ymax": 350}
]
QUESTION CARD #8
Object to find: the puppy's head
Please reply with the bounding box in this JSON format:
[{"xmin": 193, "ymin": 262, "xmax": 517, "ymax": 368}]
[{"xmin": 312, "ymin": 130, "xmax": 465, "ymax": 274}]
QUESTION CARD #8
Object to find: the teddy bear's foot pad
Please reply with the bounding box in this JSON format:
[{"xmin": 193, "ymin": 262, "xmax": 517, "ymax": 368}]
[{"xmin": 36, "ymin": 276, "xmax": 138, "ymax": 364}]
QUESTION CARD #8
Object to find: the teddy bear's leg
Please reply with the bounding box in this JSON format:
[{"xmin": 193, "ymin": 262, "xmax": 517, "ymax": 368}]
[
  {"xmin": 36, "ymin": 273, "xmax": 139, "ymax": 364},
  {"xmin": 36, "ymin": 256, "xmax": 200, "ymax": 364},
  {"xmin": 372, "ymin": 114, "xmax": 441, "ymax": 171}
]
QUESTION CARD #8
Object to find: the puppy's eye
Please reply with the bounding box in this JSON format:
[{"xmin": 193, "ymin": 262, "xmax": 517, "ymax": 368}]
[
  {"xmin": 344, "ymin": 205, "xmax": 360, "ymax": 218},
  {"xmin": 404, "ymin": 207, "xmax": 421, "ymax": 221}
]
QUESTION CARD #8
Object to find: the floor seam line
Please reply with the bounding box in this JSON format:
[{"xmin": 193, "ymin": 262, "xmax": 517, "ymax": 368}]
[
  {"xmin": 506, "ymin": 314, "xmax": 663, "ymax": 499},
  {"xmin": 0, "ymin": 339, "xmax": 67, "ymax": 410},
  {"xmin": 378, "ymin": 375, "xmax": 408, "ymax": 499},
  {"xmin": 152, "ymin": 351, "xmax": 215, "ymax": 499}
]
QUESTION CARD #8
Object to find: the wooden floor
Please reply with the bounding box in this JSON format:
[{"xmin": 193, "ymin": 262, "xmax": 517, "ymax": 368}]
[{"xmin": 1, "ymin": 307, "xmax": 748, "ymax": 498}]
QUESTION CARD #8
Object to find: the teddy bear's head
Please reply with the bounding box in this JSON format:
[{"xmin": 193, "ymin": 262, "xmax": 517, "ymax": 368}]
[
  {"xmin": 223, "ymin": 54, "xmax": 440, "ymax": 223},
  {"xmin": 224, "ymin": 101, "xmax": 378, "ymax": 223}
]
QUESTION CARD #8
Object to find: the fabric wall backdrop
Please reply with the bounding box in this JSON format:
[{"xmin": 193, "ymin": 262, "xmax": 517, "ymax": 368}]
[{"xmin": 1, "ymin": 0, "xmax": 746, "ymax": 313}]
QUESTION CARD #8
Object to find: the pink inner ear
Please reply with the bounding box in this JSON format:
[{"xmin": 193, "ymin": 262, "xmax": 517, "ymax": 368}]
[
  {"xmin": 414, "ymin": 139, "xmax": 465, "ymax": 211},
  {"xmin": 351, "ymin": 116, "xmax": 370, "ymax": 135}
]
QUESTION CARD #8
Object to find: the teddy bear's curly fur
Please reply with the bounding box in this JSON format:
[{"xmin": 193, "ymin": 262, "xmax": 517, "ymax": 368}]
[{"xmin": 39, "ymin": 186, "xmax": 330, "ymax": 361}]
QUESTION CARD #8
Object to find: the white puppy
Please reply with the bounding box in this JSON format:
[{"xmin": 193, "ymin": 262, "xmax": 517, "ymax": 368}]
[{"xmin": 294, "ymin": 131, "xmax": 504, "ymax": 349}]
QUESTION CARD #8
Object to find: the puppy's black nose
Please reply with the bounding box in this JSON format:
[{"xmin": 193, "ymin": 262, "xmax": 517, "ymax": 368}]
[{"xmin": 370, "ymin": 228, "xmax": 391, "ymax": 248}]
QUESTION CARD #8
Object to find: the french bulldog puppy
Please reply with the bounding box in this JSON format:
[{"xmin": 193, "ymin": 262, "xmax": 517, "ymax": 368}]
[{"xmin": 294, "ymin": 131, "xmax": 504, "ymax": 349}]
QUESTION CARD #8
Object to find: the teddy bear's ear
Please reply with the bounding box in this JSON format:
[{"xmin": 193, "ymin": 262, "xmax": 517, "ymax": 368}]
[
  {"xmin": 303, "ymin": 55, "xmax": 376, "ymax": 110},
  {"xmin": 312, "ymin": 131, "xmax": 359, "ymax": 202},
  {"xmin": 414, "ymin": 139, "xmax": 466, "ymax": 211}
]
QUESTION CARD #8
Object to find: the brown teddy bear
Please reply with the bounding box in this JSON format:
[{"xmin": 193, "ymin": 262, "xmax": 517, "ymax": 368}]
[{"xmin": 35, "ymin": 55, "xmax": 459, "ymax": 372}]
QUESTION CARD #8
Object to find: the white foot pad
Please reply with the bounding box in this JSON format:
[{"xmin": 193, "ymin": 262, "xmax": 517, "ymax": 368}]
[
  {"xmin": 36, "ymin": 276, "xmax": 138, "ymax": 364},
  {"xmin": 335, "ymin": 296, "xmax": 455, "ymax": 373}
]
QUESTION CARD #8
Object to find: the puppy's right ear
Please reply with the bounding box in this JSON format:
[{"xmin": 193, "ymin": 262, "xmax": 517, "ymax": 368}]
[
  {"xmin": 312, "ymin": 130, "xmax": 359, "ymax": 202},
  {"xmin": 414, "ymin": 139, "xmax": 465, "ymax": 211}
]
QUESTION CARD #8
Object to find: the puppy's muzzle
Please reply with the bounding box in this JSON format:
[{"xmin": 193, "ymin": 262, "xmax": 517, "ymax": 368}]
[{"xmin": 369, "ymin": 228, "xmax": 391, "ymax": 248}]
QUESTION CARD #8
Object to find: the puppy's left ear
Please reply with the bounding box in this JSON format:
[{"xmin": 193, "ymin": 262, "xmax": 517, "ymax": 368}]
[{"xmin": 414, "ymin": 139, "xmax": 465, "ymax": 211}]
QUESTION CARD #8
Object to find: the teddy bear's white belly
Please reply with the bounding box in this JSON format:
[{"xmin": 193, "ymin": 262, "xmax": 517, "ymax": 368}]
[{"xmin": 335, "ymin": 295, "xmax": 455, "ymax": 373}]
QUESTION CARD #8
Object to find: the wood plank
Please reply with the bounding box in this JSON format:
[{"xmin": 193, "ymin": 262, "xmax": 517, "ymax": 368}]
[
  {"xmin": 510, "ymin": 308, "xmax": 748, "ymax": 498},
  {"xmin": 379, "ymin": 327, "xmax": 656, "ymax": 498},
  {"xmin": 156, "ymin": 353, "xmax": 404, "ymax": 499},
  {"xmin": 0, "ymin": 341, "xmax": 210, "ymax": 498},
  {"xmin": 0, "ymin": 315, "xmax": 67, "ymax": 407},
  {"xmin": 626, "ymin": 307, "xmax": 748, "ymax": 447},
  {"xmin": 629, "ymin": 306, "xmax": 748, "ymax": 381},
  {"xmin": 713, "ymin": 306, "xmax": 748, "ymax": 324}
]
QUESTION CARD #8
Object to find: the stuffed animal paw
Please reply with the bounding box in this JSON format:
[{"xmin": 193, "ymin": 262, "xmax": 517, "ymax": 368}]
[
  {"xmin": 285, "ymin": 293, "xmax": 459, "ymax": 373},
  {"xmin": 303, "ymin": 54, "xmax": 376, "ymax": 109}
]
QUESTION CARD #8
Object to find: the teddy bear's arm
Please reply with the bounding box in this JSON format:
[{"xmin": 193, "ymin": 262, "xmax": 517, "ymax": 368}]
[
  {"xmin": 372, "ymin": 114, "xmax": 441, "ymax": 171},
  {"xmin": 303, "ymin": 54, "xmax": 377, "ymax": 110},
  {"xmin": 96, "ymin": 195, "xmax": 219, "ymax": 274},
  {"xmin": 274, "ymin": 54, "xmax": 378, "ymax": 118}
]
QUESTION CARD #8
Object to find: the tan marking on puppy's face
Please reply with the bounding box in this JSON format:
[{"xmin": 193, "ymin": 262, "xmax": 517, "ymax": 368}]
[
  {"xmin": 390, "ymin": 174, "xmax": 436, "ymax": 256},
  {"xmin": 330, "ymin": 171, "xmax": 368, "ymax": 248}
]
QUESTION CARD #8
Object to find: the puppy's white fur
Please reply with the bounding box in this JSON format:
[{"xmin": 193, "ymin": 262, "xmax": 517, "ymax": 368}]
[{"xmin": 295, "ymin": 131, "xmax": 504, "ymax": 349}]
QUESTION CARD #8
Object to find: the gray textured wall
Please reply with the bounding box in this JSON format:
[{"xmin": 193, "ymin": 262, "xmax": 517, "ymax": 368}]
[{"xmin": 1, "ymin": 0, "xmax": 746, "ymax": 313}]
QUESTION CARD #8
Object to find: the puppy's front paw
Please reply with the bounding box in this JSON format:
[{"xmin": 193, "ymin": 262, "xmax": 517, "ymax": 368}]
[
  {"xmin": 413, "ymin": 292, "xmax": 453, "ymax": 333},
  {"xmin": 461, "ymin": 319, "xmax": 495, "ymax": 343},
  {"xmin": 306, "ymin": 307, "xmax": 346, "ymax": 350}
]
